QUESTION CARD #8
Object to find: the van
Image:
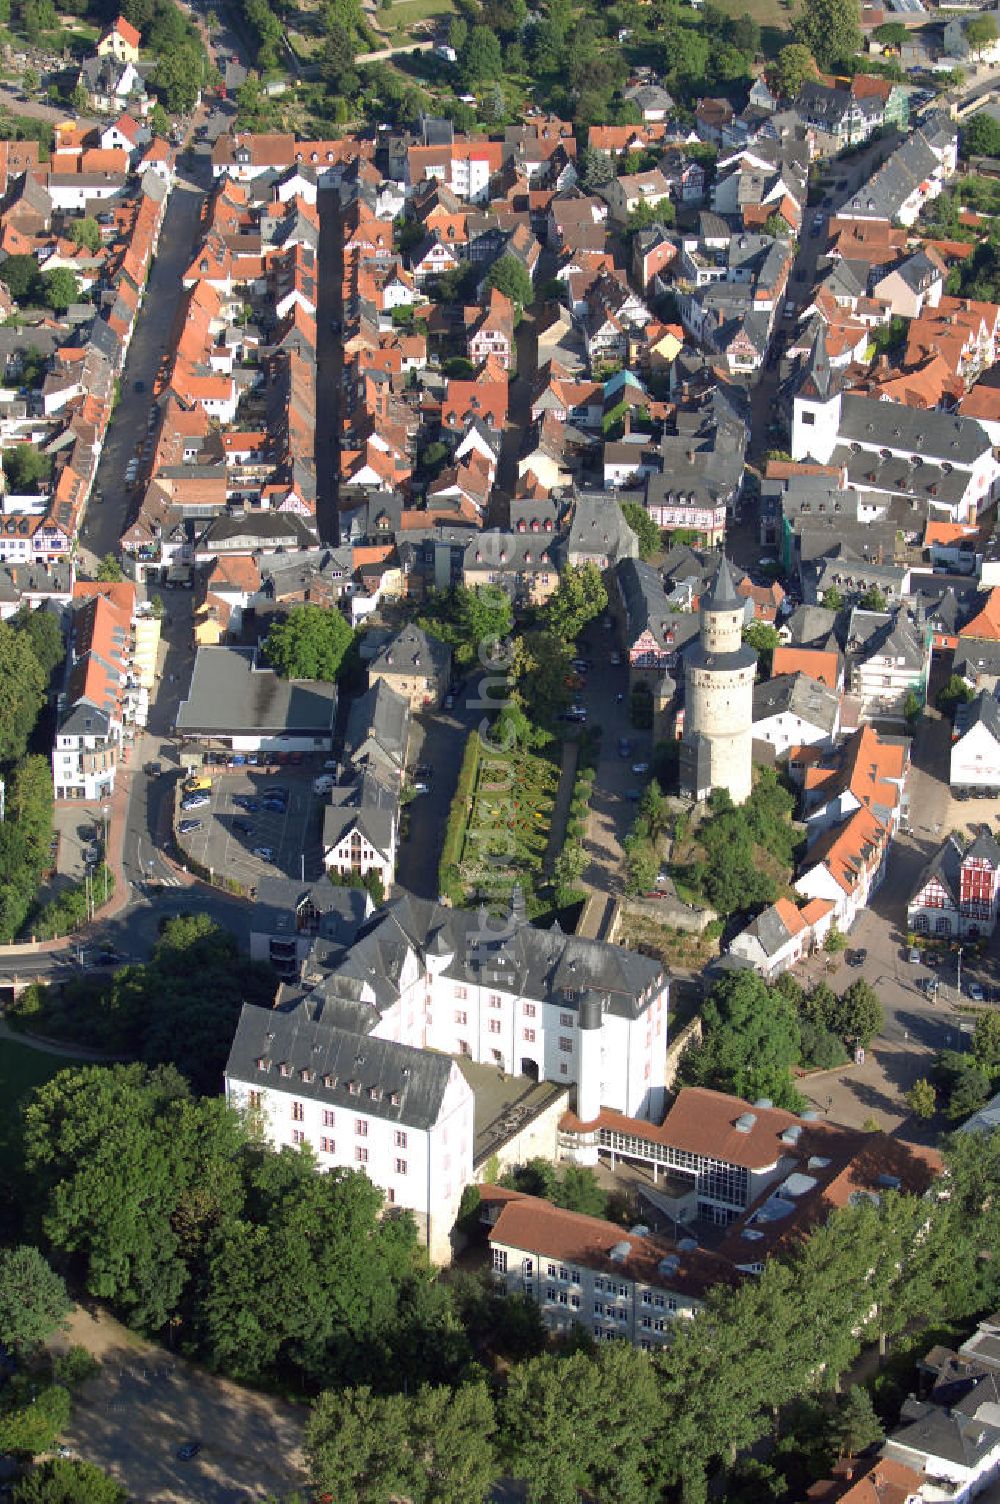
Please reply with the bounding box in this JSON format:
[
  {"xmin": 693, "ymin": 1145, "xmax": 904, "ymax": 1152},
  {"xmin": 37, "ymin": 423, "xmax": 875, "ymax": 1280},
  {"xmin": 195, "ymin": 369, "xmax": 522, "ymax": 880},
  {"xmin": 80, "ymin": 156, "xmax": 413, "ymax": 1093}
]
[{"xmin": 183, "ymin": 774, "xmax": 212, "ymax": 794}]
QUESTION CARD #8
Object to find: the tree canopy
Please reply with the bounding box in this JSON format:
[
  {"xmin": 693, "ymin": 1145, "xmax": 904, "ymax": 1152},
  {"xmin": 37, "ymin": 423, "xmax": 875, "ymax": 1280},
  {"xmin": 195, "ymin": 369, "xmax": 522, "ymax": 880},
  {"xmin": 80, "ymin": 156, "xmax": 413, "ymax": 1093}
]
[
  {"xmin": 13, "ymin": 1459, "xmax": 127, "ymax": 1504},
  {"xmin": 483, "ymin": 254, "xmax": 533, "ymax": 313},
  {"xmin": 772, "ymin": 41, "xmax": 815, "ymax": 98},
  {"xmin": 678, "ymin": 970, "xmax": 804, "ymax": 1109},
  {"xmin": 540, "ymin": 563, "xmax": 608, "ymax": 642},
  {"xmin": 264, "ymin": 604, "xmax": 354, "ymax": 680},
  {"xmin": 418, "ymin": 584, "xmax": 513, "ymax": 668},
  {"xmin": 0, "ymin": 1245, "xmax": 70, "ymax": 1353},
  {"xmin": 794, "ymin": 0, "xmax": 860, "ymax": 69},
  {"xmin": 621, "ymin": 501, "xmax": 661, "ymax": 560},
  {"xmin": 964, "ymin": 111, "xmax": 1000, "ymax": 159}
]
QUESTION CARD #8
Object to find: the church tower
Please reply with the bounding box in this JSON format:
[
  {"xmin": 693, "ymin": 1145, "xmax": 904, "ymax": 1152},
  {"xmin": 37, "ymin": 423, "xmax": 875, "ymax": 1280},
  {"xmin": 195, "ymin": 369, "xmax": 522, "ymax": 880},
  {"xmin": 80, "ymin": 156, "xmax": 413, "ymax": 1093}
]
[{"xmin": 679, "ymin": 555, "xmax": 756, "ymax": 806}]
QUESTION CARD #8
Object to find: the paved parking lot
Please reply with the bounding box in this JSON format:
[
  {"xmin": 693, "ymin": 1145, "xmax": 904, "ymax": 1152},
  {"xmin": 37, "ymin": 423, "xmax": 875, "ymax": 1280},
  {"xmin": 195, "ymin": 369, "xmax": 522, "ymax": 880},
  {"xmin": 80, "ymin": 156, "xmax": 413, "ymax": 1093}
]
[{"xmin": 173, "ymin": 766, "xmax": 326, "ymax": 889}]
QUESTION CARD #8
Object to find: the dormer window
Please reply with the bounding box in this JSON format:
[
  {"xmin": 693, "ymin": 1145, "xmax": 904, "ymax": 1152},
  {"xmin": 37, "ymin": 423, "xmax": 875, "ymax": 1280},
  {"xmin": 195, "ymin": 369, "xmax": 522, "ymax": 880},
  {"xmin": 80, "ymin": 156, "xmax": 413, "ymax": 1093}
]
[
  {"xmin": 348, "ymin": 1080, "xmax": 361, "ymax": 1095},
  {"xmin": 256, "ymin": 1056, "xmax": 271, "ymax": 1072},
  {"xmin": 279, "ymin": 1062, "xmax": 291, "ymax": 1077}
]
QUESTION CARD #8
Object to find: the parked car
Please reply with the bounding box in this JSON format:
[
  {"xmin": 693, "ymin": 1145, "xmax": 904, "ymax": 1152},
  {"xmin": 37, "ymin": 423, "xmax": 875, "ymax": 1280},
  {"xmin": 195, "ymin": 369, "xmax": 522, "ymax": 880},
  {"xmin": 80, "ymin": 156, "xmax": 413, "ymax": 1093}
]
[
  {"xmin": 263, "ymin": 785, "xmax": 289, "ymax": 798},
  {"xmin": 968, "ymin": 982, "xmax": 986, "ymax": 1003},
  {"xmin": 178, "ymin": 819, "xmax": 202, "ymax": 835},
  {"xmin": 444, "ymin": 693, "xmax": 454, "ymax": 710},
  {"xmin": 252, "ymin": 846, "xmax": 275, "ymax": 862},
  {"xmin": 261, "ymin": 798, "xmax": 287, "ymax": 813},
  {"xmin": 232, "ymin": 795, "xmax": 258, "ymax": 811},
  {"xmin": 845, "ymin": 948, "xmax": 867, "ymax": 968},
  {"xmin": 145, "ymin": 761, "xmax": 162, "ymax": 777},
  {"xmin": 312, "ymin": 775, "xmax": 335, "ymax": 795},
  {"xmin": 618, "ymin": 737, "xmax": 632, "ymax": 758},
  {"xmin": 176, "ymin": 1442, "xmax": 201, "ymax": 1462},
  {"xmin": 180, "ymin": 794, "xmax": 209, "ymax": 811},
  {"xmin": 412, "ymin": 781, "xmax": 430, "ymax": 794},
  {"xmin": 906, "ymin": 946, "xmax": 922, "ymax": 964},
  {"xmin": 631, "ymin": 761, "xmax": 650, "ymax": 775},
  {"xmin": 233, "ymin": 819, "xmax": 254, "ymax": 837}
]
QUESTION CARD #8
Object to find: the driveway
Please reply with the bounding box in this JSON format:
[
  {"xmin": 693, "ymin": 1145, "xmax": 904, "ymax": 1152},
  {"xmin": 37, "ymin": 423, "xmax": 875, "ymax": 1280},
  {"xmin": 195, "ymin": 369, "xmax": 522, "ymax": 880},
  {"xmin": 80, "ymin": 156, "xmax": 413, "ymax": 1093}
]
[
  {"xmin": 396, "ymin": 684, "xmax": 483, "ymax": 900},
  {"xmin": 52, "ymin": 1307, "xmax": 307, "ymax": 1504},
  {"xmin": 573, "ymin": 617, "xmax": 651, "ymax": 906}
]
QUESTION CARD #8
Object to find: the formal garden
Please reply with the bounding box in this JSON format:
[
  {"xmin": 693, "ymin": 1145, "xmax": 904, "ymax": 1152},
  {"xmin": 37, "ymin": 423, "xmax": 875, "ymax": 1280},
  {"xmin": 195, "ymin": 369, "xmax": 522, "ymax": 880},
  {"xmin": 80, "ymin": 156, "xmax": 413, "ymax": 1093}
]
[{"xmin": 438, "ymin": 730, "xmax": 559, "ymax": 910}]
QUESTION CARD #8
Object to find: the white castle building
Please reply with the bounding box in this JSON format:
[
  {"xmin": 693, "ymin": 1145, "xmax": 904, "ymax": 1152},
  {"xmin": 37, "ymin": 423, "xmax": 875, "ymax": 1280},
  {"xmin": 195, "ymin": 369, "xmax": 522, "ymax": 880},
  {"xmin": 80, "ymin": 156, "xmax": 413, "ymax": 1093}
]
[
  {"xmin": 226, "ymin": 888, "xmax": 670, "ymax": 1259},
  {"xmin": 679, "ymin": 554, "xmax": 756, "ymax": 805}
]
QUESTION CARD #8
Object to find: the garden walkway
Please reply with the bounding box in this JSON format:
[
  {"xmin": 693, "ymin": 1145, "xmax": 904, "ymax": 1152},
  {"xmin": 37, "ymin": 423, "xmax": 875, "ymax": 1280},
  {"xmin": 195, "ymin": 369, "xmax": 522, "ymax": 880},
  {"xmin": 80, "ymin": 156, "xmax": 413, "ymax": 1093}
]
[{"xmin": 541, "ymin": 740, "xmax": 580, "ymax": 879}]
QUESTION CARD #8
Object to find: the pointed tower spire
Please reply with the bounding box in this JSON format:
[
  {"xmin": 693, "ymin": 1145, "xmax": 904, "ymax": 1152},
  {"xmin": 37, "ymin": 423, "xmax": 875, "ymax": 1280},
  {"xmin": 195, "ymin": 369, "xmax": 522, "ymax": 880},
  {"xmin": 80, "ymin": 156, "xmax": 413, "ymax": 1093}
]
[{"xmin": 702, "ymin": 553, "xmax": 741, "ymax": 613}]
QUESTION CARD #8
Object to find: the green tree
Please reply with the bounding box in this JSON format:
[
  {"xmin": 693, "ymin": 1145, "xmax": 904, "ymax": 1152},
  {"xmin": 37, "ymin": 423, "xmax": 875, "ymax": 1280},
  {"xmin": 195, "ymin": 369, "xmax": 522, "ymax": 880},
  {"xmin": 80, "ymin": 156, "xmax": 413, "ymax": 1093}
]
[
  {"xmin": 743, "ymin": 621, "xmax": 780, "ymax": 674},
  {"xmin": 1, "ymin": 254, "xmax": 41, "ymax": 302},
  {"xmin": 0, "ymin": 1379, "xmax": 70, "ymax": 1457},
  {"xmin": 0, "ymin": 623, "xmax": 46, "ymax": 762},
  {"xmin": 678, "ymin": 970, "xmax": 803, "ymax": 1109},
  {"xmin": 68, "ymin": 217, "xmax": 101, "ymax": 253},
  {"xmin": 763, "ymin": 210, "xmax": 791, "ymax": 238},
  {"xmin": 510, "ymin": 631, "xmax": 573, "ymax": 721},
  {"xmin": 95, "ymin": 554, "xmax": 125, "ymax": 583},
  {"xmin": 153, "ymin": 44, "xmax": 204, "ymax": 113},
  {"xmin": 872, "ymin": 19, "xmax": 906, "ymax": 47},
  {"xmin": 484, "ymin": 254, "xmax": 532, "ymax": 314},
  {"xmin": 264, "ymin": 604, "xmax": 354, "ymax": 680},
  {"xmin": 23, "ymin": 1063, "xmax": 246, "ymax": 1332},
  {"xmin": 773, "ymin": 41, "xmax": 815, "ymax": 98},
  {"xmin": 906, "ymin": 1077, "xmax": 937, "ymax": 1119},
  {"xmin": 964, "ymin": 112, "xmax": 1000, "ymax": 159},
  {"xmin": 794, "ymin": 0, "xmax": 860, "ymax": 68},
  {"xmin": 830, "ymin": 1387, "xmax": 883, "ymax": 1457},
  {"xmin": 3, "ymin": 445, "xmax": 52, "ymax": 495},
  {"xmin": 831, "ymin": 979, "xmax": 883, "ymax": 1047},
  {"xmin": 11, "ymin": 608, "xmax": 62, "ymax": 680},
  {"xmin": 965, "ymin": 14, "xmax": 998, "ymax": 56},
  {"xmin": 459, "ymin": 24, "xmax": 503, "ymax": 87},
  {"xmin": 821, "ymin": 586, "xmax": 843, "ymax": 610},
  {"xmin": 972, "ymin": 1011, "xmax": 1000, "ymax": 1078},
  {"xmin": 823, "ymin": 922, "xmax": 846, "ymax": 954},
  {"xmin": 419, "ymin": 584, "xmax": 512, "ymax": 668},
  {"xmin": 307, "ymin": 1382, "xmax": 495, "ymax": 1504},
  {"xmin": 578, "ymin": 146, "xmax": 616, "ymax": 191},
  {"xmin": 320, "ymin": 20, "xmax": 359, "ymax": 96},
  {"xmin": 936, "ymin": 673, "xmax": 974, "ymax": 718},
  {"xmin": 554, "ymin": 1165, "xmax": 607, "ymax": 1217},
  {"xmin": 0, "ymin": 1245, "xmax": 70, "ymax": 1353},
  {"xmin": 541, "ymin": 563, "xmax": 608, "ymax": 642},
  {"xmin": 732, "ymin": 13, "xmax": 761, "ymax": 52},
  {"xmin": 40, "ymin": 268, "xmax": 79, "ymax": 313},
  {"xmin": 13, "ymin": 1458, "xmax": 127, "ymax": 1504},
  {"xmin": 621, "ymin": 501, "xmax": 661, "ymax": 559},
  {"xmin": 859, "ymin": 585, "xmax": 887, "ymax": 612}
]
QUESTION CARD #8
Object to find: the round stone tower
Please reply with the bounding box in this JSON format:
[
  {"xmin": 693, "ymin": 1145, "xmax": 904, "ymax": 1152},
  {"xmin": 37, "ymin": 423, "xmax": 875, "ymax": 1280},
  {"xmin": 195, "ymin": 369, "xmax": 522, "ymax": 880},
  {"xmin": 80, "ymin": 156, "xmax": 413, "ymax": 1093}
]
[{"xmin": 679, "ymin": 555, "xmax": 757, "ymax": 806}]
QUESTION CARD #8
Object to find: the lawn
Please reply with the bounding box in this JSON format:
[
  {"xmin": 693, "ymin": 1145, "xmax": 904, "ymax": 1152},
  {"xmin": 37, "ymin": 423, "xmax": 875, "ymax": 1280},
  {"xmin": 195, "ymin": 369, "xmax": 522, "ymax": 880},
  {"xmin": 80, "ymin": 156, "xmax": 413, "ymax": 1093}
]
[
  {"xmin": 713, "ymin": 0, "xmax": 792, "ymax": 49},
  {"xmin": 453, "ymin": 744, "xmax": 559, "ymax": 909},
  {"xmin": 385, "ymin": 0, "xmax": 455, "ymax": 20},
  {"xmin": 0, "ymin": 1035, "xmax": 77, "ymax": 1179}
]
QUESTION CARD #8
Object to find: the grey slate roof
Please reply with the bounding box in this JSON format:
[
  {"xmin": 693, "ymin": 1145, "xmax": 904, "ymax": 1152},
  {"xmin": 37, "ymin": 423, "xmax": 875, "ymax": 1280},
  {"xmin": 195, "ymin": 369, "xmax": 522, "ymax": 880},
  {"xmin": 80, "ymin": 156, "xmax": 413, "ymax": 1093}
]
[
  {"xmin": 566, "ymin": 492, "xmax": 639, "ymax": 565},
  {"xmin": 370, "ymin": 623, "xmax": 451, "ymax": 684},
  {"xmin": 329, "ymin": 889, "xmax": 664, "ymax": 1022},
  {"xmin": 227, "ymin": 1002, "xmax": 458, "ymax": 1131},
  {"xmin": 323, "ymin": 769, "xmax": 398, "ymax": 860},
  {"xmin": 847, "ymin": 607, "xmax": 924, "ymax": 671},
  {"xmin": 702, "ymin": 554, "xmax": 741, "ymax": 613},
  {"xmin": 251, "ymin": 877, "xmax": 370, "ymax": 946},
  {"xmin": 343, "ymin": 679, "xmax": 410, "ymax": 772},
  {"xmin": 782, "ymin": 604, "xmax": 839, "ymax": 650},
  {"xmin": 753, "ymin": 672, "xmax": 840, "ymax": 734},
  {"xmin": 837, "ymin": 394, "xmax": 992, "ymax": 467},
  {"xmin": 175, "ymin": 646, "xmax": 337, "ymax": 737},
  {"xmin": 954, "ymin": 690, "xmax": 1000, "ymax": 748}
]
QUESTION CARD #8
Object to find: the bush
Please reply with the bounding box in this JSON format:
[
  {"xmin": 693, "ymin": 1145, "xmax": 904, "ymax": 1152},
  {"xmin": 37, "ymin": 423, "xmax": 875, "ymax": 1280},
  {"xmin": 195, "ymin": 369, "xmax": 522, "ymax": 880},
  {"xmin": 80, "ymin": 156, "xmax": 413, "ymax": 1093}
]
[
  {"xmin": 53, "ymin": 1346, "xmax": 99, "ymax": 1388},
  {"xmin": 438, "ymin": 730, "xmax": 482, "ymax": 902}
]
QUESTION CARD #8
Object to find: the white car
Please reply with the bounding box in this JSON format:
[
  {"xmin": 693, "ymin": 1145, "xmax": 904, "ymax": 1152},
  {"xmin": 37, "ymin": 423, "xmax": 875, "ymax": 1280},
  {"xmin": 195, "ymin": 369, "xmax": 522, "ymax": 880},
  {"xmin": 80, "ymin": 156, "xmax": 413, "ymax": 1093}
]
[
  {"xmin": 252, "ymin": 846, "xmax": 275, "ymax": 862},
  {"xmin": 968, "ymin": 982, "xmax": 986, "ymax": 1003},
  {"xmin": 632, "ymin": 761, "xmax": 650, "ymax": 775}
]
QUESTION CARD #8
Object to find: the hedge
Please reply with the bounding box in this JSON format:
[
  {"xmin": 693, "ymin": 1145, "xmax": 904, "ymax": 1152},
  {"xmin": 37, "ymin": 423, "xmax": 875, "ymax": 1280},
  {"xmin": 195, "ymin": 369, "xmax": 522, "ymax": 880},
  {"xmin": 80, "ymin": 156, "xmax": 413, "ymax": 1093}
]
[{"xmin": 438, "ymin": 729, "xmax": 482, "ymax": 904}]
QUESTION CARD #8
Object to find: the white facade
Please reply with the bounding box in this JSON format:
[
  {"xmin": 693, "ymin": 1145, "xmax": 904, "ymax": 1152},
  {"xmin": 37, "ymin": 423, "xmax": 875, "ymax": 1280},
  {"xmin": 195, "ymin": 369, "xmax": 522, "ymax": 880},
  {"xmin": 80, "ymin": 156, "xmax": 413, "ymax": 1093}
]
[
  {"xmin": 951, "ymin": 718, "xmax": 1000, "ymax": 792},
  {"xmin": 227, "ymin": 1054, "xmax": 474, "ymax": 1263}
]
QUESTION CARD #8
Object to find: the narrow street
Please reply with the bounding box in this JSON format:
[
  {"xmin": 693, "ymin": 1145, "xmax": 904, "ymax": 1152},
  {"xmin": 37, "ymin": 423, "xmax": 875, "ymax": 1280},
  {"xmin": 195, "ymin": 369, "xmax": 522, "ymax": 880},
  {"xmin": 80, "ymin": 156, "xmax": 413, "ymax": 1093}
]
[{"xmin": 315, "ymin": 186, "xmax": 343, "ymax": 545}]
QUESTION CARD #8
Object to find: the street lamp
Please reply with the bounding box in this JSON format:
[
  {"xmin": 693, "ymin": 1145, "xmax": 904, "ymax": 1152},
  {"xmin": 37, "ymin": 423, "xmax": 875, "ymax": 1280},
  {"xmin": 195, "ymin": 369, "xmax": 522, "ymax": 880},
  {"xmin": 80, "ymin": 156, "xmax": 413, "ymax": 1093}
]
[
  {"xmin": 102, "ymin": 804, "xmax": 110, "ymax": 905},
  {"xmin": 957, "ymin": 945, "xmax": 964, "ymax": 1004}
]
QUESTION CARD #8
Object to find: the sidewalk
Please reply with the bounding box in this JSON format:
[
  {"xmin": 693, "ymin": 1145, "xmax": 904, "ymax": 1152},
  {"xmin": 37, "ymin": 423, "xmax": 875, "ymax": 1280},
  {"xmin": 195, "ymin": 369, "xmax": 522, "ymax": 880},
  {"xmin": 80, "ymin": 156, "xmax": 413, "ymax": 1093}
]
[{"xmin": 541, "ymin": 739, "xmax": 580, "ymax": 879}]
